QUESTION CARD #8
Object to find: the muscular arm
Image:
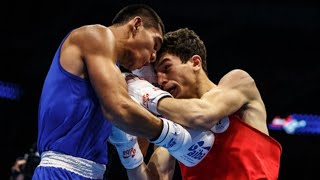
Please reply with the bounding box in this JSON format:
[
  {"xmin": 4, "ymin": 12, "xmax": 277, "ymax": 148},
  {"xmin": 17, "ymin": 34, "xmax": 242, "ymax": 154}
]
[
  {"xmin": 147, "ymin": 146, "xmax": 176, "ymax": 180},
  {"xmin": 127, "ymin": 146, "xmax": 176, "ymax": 180},
  {"xmin": 109, "ymin": 124, "xmax": 175, "ymax": 180},
  {"xmin": 157, "ymin": 69, "xmax": 257, "ymax": 130},
  {"xmin": 72, "ymin": 25, "xmax": 162, "ymax": 139}
]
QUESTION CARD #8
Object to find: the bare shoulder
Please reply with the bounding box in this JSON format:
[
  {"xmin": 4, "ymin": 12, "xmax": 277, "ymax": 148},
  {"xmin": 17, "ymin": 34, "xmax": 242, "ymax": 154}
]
[
  {"xmin": 222, "ymin": 69, "xmax": 252, "ymax": 81},
  {"xmin": 218, "ymin": 69, "xmax": 255, "ymax": 88},
  {"xmin": 68, "ymin": 24, "xmax": 115, "ymax": 52},
  {"xmin": 60, "ymin": 24, "xmax": 116, "ymax": 78},
  {"xmin": 72, "ymin": 24, "xmax": 109, "ymax": 37},
  {"xmin": 203, "ymin": 69, "xmax": 253, "ymax": 101}
]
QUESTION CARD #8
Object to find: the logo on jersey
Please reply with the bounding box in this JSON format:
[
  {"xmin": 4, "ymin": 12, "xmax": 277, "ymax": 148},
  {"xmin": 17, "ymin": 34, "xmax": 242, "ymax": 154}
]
[
  {"xmin": 211, "ymin": 117, "xmax": 230, "ymax": 133},
  {"xmin": 123, "ymin": 147, "xmax": 136, "ymax": 159}
]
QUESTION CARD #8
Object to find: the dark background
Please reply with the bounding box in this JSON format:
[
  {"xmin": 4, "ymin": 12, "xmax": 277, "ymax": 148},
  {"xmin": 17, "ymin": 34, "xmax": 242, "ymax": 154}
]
[{"xmin": 1, "ymin": 0, "xmax": 320, "ymax": 179}]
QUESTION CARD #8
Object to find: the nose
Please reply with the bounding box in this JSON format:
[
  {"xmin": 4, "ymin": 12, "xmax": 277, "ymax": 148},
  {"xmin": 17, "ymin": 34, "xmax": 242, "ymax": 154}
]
[
  {"xmin": 157, "ymin": 72, "xmax": 167, "ymax": 87},
  {"xmin": 150, "ymin": 52, "xmax": 156, "ymax": 63}
]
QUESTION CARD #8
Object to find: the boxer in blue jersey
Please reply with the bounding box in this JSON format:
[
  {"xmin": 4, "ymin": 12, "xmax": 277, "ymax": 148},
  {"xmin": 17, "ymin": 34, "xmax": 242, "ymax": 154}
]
[
  {"xmin": 33, "ymin": 4, "xmax": 215, "ymax": 180},
  {"xmin": 32, "ymin": 4, "xmax": 166, "ymax": 180}
]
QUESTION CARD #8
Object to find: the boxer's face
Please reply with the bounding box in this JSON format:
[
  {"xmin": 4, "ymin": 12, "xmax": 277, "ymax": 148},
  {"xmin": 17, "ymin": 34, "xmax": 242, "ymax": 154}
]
[
  {"xmin": 123, "ymin": 26, "xmax": 163, "ymax": 71},
  {"xmin": 155, "ymin": 53, "xmax": 198, "ymax": 98}
]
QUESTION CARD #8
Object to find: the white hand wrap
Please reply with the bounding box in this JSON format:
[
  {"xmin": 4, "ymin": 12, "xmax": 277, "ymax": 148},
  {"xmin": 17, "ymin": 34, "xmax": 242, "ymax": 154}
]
[
  {"xmin": 108, "ymin": 126, "xmax": 143, "ymax": 169},
  {"xmin": 151, "ymin": 118, "xmax": 215, "ymax": 167},
  {"xmin": 125, "ymin": 73, "xmax": 172, "ymax": 115}
]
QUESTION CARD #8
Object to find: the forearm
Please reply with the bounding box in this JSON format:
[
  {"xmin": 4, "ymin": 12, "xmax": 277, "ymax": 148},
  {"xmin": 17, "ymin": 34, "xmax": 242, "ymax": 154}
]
[
  {"xmin": 109, "ymin": 125, "xmax": 172, "ymax": 180},
  {"xmin": 103, "ymin": 99, "xmax": 162, "ymax": 140},
  {"xmin": 147, "ymin": 147, "xmax": 176, "ymax": 180},
  {"xmin": 157, "ymin": 97, "xmax": 210, "ymax": 130},
  {"xmin": 127, "ymin": 147, "xmax": 175, "ymax": 180},
  {"xmin": 127, "ymin": 164, "xmax": 160, "ymax": 180},
  {"xmin": 138, "ymin": 137, "xmax": 150, "ymax": 157}
]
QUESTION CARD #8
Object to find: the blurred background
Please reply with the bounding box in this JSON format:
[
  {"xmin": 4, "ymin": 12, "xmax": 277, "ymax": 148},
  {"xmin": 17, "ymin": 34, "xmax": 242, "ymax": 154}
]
[{"xmin": 1, "ymin": 0, "xmax": 320, "ymax": 179}]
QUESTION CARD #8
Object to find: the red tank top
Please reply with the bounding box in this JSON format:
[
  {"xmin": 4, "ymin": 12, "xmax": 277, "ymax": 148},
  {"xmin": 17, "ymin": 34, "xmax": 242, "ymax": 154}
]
[{"xmin": 179, "ymin": 116, "xmax": 282, "ymax": 180}]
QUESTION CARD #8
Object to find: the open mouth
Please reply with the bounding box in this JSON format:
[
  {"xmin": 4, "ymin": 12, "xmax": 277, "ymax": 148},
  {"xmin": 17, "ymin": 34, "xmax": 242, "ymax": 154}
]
[{"xmin": 167, "ymin": 87, "xmax": 176, "ymax": 96}]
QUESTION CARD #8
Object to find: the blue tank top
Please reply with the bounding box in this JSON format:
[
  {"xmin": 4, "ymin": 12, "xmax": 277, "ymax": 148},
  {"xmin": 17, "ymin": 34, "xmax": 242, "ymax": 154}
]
[{"xmin": 37, "ymin": 33, "xmax": 112, "ymax": 164}]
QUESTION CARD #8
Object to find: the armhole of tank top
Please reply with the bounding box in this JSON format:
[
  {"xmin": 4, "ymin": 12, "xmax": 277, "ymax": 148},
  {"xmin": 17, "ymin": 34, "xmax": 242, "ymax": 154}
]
[
  {"xmin": 57, "ymin": 32, "xmax": 89, "ymax": 84},
  {"xmin": 231, "ymin": 115, "xmax": 282, "ymax": 150}
]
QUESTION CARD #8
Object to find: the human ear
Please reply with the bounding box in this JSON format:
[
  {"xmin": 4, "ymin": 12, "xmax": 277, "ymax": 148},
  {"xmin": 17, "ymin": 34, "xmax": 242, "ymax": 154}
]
[
  {"xmin": 191, "ymin": 55, "xmax": 202, "ymax": 71},
  {"xmin": 132, "ymin": 16, "xmax": 142, "ymax": 35}
]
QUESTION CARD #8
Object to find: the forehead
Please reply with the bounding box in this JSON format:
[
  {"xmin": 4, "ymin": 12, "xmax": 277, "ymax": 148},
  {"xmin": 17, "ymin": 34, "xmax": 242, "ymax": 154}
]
[
  {"xmin": 153, "ymin": 23, "xmax": 164, "ymax": 37},
  {"xmin": 148, "ymin": 27, "xmax": 163, "ymax": 40},
  {"xmin": 155, "ymin": 53, "xmax": 178, "ymax": 68}
]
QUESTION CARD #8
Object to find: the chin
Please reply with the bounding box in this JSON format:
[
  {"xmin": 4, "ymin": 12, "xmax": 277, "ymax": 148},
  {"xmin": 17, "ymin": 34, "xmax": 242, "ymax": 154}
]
[
  {"xmin": 120, "ymin": 65, "xmax": 131, "ymax": 72},
  {"xmin": 127, "ymin": 64, "xmax": 138, "ymax": 71},
  {"xmin": 131, "ymin": 63, "xmax": 144, "ymax": 71}
]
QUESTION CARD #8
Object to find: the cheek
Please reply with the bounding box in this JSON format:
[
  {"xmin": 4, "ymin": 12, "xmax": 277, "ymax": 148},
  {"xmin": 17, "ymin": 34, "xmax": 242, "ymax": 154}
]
[
  {"xmin": 131, "ymin": 47, "xmax": 146, "ymax": 59},
  {"xmin": 172, "ymin": 73, "xmax": 186, "ymax": 88},
  {"xmin": 179, "ymin": 73, "xmax": 195, "ymax": 90},
  {"xmin": 136, "ymin": 50, "xmax": 150, "ymax": 65},
  {"xmin": 133, "ymin": 41, "xmax": 151, "ymax": 59},
  {"xmin": 137, "ymin": 33, "xmax": 153, "ymax": 49}
]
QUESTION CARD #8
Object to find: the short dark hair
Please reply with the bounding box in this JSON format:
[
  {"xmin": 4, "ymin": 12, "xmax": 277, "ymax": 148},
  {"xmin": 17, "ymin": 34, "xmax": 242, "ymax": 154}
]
[
  {"xmin": 112, "ymin": 4, "xmax": 165, "ymax": 35},
  {"xmin": 156, "ymin": 28, "xmax": 208, "ymax": 74}
]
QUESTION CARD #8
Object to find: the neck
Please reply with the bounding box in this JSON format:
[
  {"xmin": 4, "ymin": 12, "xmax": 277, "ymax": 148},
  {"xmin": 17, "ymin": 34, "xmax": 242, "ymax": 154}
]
[
  {"xmin": 196, "ymin": 72, "xmax": 216, "ymax": 98},
  {"xmin": 108, "ymin": 25, "xmax": 129, "ymax": 65}
]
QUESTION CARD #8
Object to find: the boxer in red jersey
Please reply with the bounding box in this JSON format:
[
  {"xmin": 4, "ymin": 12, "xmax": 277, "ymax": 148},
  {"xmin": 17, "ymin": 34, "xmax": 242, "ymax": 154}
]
[
  {"xmin": 154, "ymin": 28, "xmax": 282, "ymax": 180},
  {"xmin": 119, "ymin": 27, "xmax": 282, "ymax": 180}
]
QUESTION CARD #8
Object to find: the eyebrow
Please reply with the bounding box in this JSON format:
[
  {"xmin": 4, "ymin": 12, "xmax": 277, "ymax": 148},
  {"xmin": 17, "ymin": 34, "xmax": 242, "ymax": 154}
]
[
  {"xmin": 156, "ymin": 58, "xmax": 170, "ymax": 69},
  {"xmin": 155, "ymin": 37, "xmax": 163, "ymax": 50},
  {"xmin": 159, "ymin": 36, "xmax": 164, "ymax": 44}
]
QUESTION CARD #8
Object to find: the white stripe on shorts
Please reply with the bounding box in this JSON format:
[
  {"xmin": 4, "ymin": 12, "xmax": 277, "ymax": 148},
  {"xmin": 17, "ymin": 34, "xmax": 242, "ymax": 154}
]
[{"xmin": 38, "ymin": 151, "xmax": 106, "ymax": 179}]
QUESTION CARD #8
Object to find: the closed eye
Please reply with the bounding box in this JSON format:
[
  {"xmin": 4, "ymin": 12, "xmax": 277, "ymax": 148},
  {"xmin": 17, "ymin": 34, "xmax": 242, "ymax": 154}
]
[
  {"xmin": 164, "ymin": 64, "xmax": 170, "ymax": 72},
  {"xmin": 154, "ymin": 37, "xmax": 162, "ymax": 51},
  {"xmin": 158, "ymin": 64, "xmax": 170, "ymax": 73}
]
